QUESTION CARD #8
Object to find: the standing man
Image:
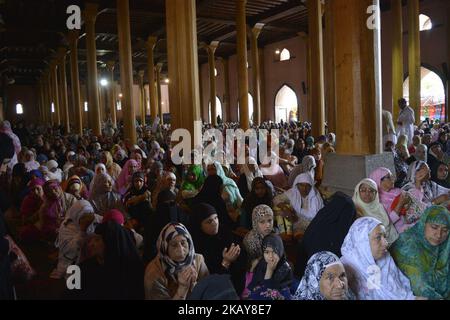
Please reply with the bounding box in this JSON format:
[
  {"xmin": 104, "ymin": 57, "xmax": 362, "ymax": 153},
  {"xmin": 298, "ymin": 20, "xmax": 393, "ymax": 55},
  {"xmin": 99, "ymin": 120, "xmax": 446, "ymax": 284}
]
[{"xmin": 397, "ymin": 98, "xmax": 415, "ymax": 144}]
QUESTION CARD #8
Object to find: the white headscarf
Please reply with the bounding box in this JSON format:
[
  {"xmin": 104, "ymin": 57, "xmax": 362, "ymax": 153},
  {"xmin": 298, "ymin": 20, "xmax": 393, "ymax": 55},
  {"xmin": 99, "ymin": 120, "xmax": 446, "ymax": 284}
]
[
  {"xmin": 340, "ymin": 217, "xmax": 415, "ymax": 300},
  {"xmin": 285, "ymin": 173, "xmax": 323, "ymax": 220},
  {"xmin": 353, "ymin": 178, "xmax": 399, "ymax": 245},
  {"xmin": 242, "ymin": 157, "xmax": 263, "ymax": 191}
]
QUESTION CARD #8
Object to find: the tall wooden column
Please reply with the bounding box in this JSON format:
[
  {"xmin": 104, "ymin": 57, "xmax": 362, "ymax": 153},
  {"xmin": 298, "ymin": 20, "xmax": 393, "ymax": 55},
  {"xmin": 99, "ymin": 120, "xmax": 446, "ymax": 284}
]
[
  {"xmin": 138, "ymin": 70, "xmax": 146, "ymax": 126},
  {"xmin": 117, "ymin": 0, "xmax": 136, "ymax": 143},
  {"xmin": 259, "ymin": 47, "xmax": 266, "ymax": 122},
  {"xmin": 50, "ymin": 61, "xmax": 61, "ymax": 126},
  {"xmin": 165, "ymin": 0, "xmax": 201, "ymax": 136},
  {"xmin": 84, "ymin": 3, "xmax": 101, "ymax": 135},
  {"xmin": 199, "ymin": 65, "xmax": 205, "ymax": 121},
  {"xmin": 408, "ymin": 0, "xmax": 421, "ymax": 123},
  {"xmin": 221, "ymin": 58, "xmax": 231, "ymax": 122},
  {"xmin": 299, "ymin": 32, "xmax": 312, "ymax": 122},
  {"xmin": 57, "ymin": 47, "xmax": 70, "ymax": 133},
  {"xmin": 236, "ymin": 0, "xmax": 249, "ymax": 130},
  {"xmin": 44, "ymin": 74, "xmax": 52, "ymax": 125},
  {"xmin": 332, "ymin": 0, "xmax": 382, "ymax": 155},
  {"xmin": 206, "ymin": 41, "xmax": 219, "ymax": 125},
  {"xmin": 392, "ymin": 0, "xmax": 404, "ymax": 121},
  {"xmin": 308, "ymin": 0, "xmax": 325, "ymax": 137},
  {"xmin": 146, "ymin": 36, "xmax": 158, "ymax": 121},
  {"xmin": 106, "ymin": 61, "xmax": 117, "ymax": 128},
  {"xmin": 68, "ymin": 31, "xmax": 83, "ymax": 135},
  {"xmin": 156, "ymin": 63, "xmax": 163, "ymax": 119},
  {"xmin": 250, "ymin": 24, "xmax": 264, "ymax": 126},
  {"xmin": 324, "ymin": 1, "xmax": 337, "ymax": 133}
]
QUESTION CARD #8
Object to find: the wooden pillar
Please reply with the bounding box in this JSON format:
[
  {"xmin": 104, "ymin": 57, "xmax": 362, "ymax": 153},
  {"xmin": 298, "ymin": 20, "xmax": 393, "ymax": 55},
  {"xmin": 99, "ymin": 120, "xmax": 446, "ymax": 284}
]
[
  {"xmin": 199, "ymin": 65, "xmax": 205, "ymax": 122},
  {"xmin": 106, "ymin": 61, "xmax": 117, "ymax": 128},
  {"xmin": 116, "ymin": 0, "xmax": 137, "ymax": 143},
  {"xmin": 138, "ymin": 70, "xmax": 146, "ymax": 126},
  {"xmin": 156, "ymin": 63, "xmax": 163, "ymax": 119},
  {"xmin": 259, "ymin": 47, "xmax": 266, "ymax": 122},
  {"xmin": 165, "ymin": 0, "xmax": 201, "ymax": 137},
  {"xmin": 324, "ymin": 1, "xmax": 337, "ymax": 133},
  {"xmin": 68, "ymin": 31, "xmax": 83, "ymax": 135},
  {"xmin": 221, "ymin": 58, "xmax": 231, "ymax": 122},
  {"xmin": 332, "ymin": 0, "xmax": 382, "ymax": 155},
  {"xmin": 57, "ymin": 47, "xmax": 70, "ymax": 133},
  {"xmin": 50, "ymin": 61, "xmax": 61, "ymax": 126},
  {"xmin": 447, "ymin": 6, "xmax": 450, "ymax": 123},
  {"xmin": 146, "ymin": 36, "xmax": 158, "ymax": 121},
  {"xmin": 250, "ymin": 24, "xmax": 264, "ymax": 126},
  {"xmin": 236, "ymin": 0, "xmax": 249, "ymax": 130},
  {"xmin": 84, "ymin": 3, "xmax": 101, "ymax": 135},
  {"xmin": 308, "ymin": 0, "xmax": 325, "ymax": 137},
  {"xmin": 206, "ymin": 41, "xmax": 219, "ymax": 125},
  {"xmin": 392, "ymin": 0, "xmax": 404, "ymax": 121},
  {"xmin": 43, "ymin": 74, "xmax": 52, "ymax": 125},
  {"xmin": 408, "ymin": 0, "xmax": 421, "ymax": 124},
  {"xmin": 299, "ymin": 32, "xmax": 311, "ymax": 122}
]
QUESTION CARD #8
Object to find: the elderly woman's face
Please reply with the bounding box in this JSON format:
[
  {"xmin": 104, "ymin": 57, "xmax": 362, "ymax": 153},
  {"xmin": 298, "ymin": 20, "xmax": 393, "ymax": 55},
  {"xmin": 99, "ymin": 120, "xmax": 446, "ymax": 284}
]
[
  {"xmin": 319, "ymin": 263, "xmax": 349, "ymax": 300},
  {"xmin": 96, "ymin": 166, "xmax": 106, "ymax": 175},
  {"xmin": 369, "ymin": 224, "xmax": 389, "ymax": 261},
  {"xmin": 31, "ymin": 185, "xmax": 44, "ymax": 198},
  {"xmin": 129, "ymin": 163, "xmax": 138, "ymax": 175},
  {"xmin": 257, "ymin": 216, "xmax": 273, "ymax": 237},
  {"xmin": 46, "ymin": 184, "xmax": 62, "ymax": 199},
  {"xmin": 297, "ymin": 183, "xmax": 312, "ymax": 198},
  {"xmin": 168, "ymin": 235, "xmax": 190, "ymax": 262},
  {"xmin": 359, "ymin": 183, "xmax": 377, "ymax": 204},
  {"xmin": 425, "ymin": 222, "xmax": 449, "ymax": 246},
  {"xmin": 164, "ymin": 174, "xmax": 176, "ymax": 189}
]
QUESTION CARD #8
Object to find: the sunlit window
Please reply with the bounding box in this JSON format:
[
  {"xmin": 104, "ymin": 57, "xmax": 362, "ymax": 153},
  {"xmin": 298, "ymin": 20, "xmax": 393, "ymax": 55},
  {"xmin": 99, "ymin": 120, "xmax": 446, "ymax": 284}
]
[
  {"xmin": 280, "ymin": 48, "xmax": 291, "ymax": 61},
  {"xmin": 84, "ymin": 101, "xmax": 88, "ymax": 112},
  {"xmin": 16, "ymin": 103, "xmax": 23, "ymax": 114},
  {"xmin": 419, "ymin": 14, "xmax": 432, "ymax": 31},
  {"xmin": 51, "ymin": 103, "xmax": 55, "ymax": 113}
]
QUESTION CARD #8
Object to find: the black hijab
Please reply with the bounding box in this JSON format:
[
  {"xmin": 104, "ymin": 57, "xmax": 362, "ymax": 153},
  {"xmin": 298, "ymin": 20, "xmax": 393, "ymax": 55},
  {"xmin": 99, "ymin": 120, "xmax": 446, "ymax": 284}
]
[
  {"xmin": 249, "ymin": 234, "xmax": 293, "ymax": 291},
  {"xmin": 430, "ymin": 161, "xmax": 450, "ymax": 188},
  {"xmin": 294, "ymin": 191, "xmax": 356, "ymax": 278},
  {"xmin": 188, "ymin": 274, "xmax": 239, "ymax": 300},
  {"xmin": 241, "ymin": 177, "xmax": 273, "ymax": 229}
]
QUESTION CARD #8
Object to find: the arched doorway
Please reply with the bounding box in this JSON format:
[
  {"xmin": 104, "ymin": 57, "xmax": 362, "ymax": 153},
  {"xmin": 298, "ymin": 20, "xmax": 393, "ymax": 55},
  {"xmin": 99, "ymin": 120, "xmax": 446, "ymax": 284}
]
[
  {"xmin": 275, "ymin": 84, "xmax": 298, "ymax": 123},
  {"xmin": 403, "ymin": 66, "xmax": 446, "ymax": 122},
  {"xmin": 237, "ymin": 93, "xmax": 254, "ymax": 124},
  {"xmin": 208, "ymin": 96, "xmax": 223, "ymax": 123}
]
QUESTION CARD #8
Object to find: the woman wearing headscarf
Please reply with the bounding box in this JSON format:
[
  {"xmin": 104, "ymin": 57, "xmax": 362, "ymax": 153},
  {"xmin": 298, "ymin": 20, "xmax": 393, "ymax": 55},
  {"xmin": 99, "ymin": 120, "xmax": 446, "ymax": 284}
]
[
  {"xmin": 144, "ymin": 223, "xmax": 209, "ymax": 300},
  {"xmin": 340, "ymin": 217, "xmax": 418, "ymax": 300},
  {"xmin": 391, "ymin": 206, "xmax": 450, "ymax": 300},
  {"xmin": 274, "ymin": 173, "xmax": 324, "ymax": 237},
  {"xmin": 20, "ymin": 178, "xmax": 45, "ymax": 226},
  {"xmin": 396, "ymin": 134, "xmax": 410, "ymax": 161},
  {"xmin": 240, "ymin": 177, "xmax": 274, "ymax": 230},
  {"xmin": 149, "ymin": 140, "xmax": 165, "ymax": 162},
  {"xmin": 402, "ymin": 161, "xmax": 450, "ymax": 206},
  {"xmin": 45, "ymin": 160, "xmax": 63, "ymax": 182},
  {"xmin": 62, "ymin": 175, "xmax": 89, "ymax": 200},
  {"xmin": 89, "ymin": 173, "xmax": 123, "ymax": 216},
  {"xmin": 24, "ymin": 150, "xmax": 40, "ymax": 172},
  {"xmin": 407, "ymin": 143, "xmax": 428, "ymax": 165},
  {"xmin": 353, "ymin": 178, "xmax": 399, "ymax": 245},
  {"xmin": 188, "ymin": 274, "xmax": 239, "ymax": 300},
  {"xmin": 243, "ymin": 234, "xmax": 293, "ymax": 300},
  {"xmin": 370, "ymin": 167, "xmax": 425, "ymax": 234},
  {"xmin": 115, "ymin": 159, "xmax": 139, "ymax": 195},
  {"xmin": 65, "ymin": 220, "xmax": 144, "ymax": 300},
  {"xmin": 50, "ymin": 200, "xmax": 101, "ymax": 279},
  {"xmin": 189, "ymin": 203, "xmax": 246, "ymax": 295},
  {"xmin": 237, "ymin": 157, "xmax": 263, "ymax": 199},
  {"xmin": 294, "ymin": 251, "xmax": 355, "ymax": 300},
  {"xmin": 288, "ymin": 155, "xmax": 316, "ymax": 188},
  {"xmin": 243, "ymin": 205, "xmax": 275, "ymax": 263},
  {"xmin": 180, "ymin": 164, "xmax": 205, "ymax": 201},
  {"xmin": 145, "ymin": 190, "xmax": 190, "ymax": 263},
  {"xmin": 305, "ymin": 136, "xmax": 314, "ymax": 152},
  {"xmin": 208, "ymin": 161, "xmax": 243, "ymax": 215},
  {"xmin": 123, "ymin": 171, "xmax": 152, "ymax": 228},
  {"xmin": 99, "ymin": 151, "xmax": 121, "ymax": 183},
  {"xmin": 294, "ymin": 192, "xmax": 356, "ymax": 279},
  {"xmin": 89, "ymin": 163, "xmax": 107, "ymax": 190},
  {"xmin": 146, "ymin": 160, "xmax": 164, "ymax": 193},
  {"xmin": 310, "ymin": 147, "xmax": 324, "ymax": 187},
  {"xmin": 430, "ymin": 162, "xmax": 450, "ymax": 188},
  {"xmin": 151, "ymin": 171, "xmax": 178, "ymax": 209}
]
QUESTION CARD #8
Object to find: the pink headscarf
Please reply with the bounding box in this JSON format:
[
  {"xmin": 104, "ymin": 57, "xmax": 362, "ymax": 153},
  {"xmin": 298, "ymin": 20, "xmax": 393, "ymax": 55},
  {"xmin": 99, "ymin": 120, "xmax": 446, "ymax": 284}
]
[
  {"xmin": 28, "ymin": 178, "xmax": 45, "ymax": 189},
  {"xmin": 115, "ymin": 159, "xmax": 138, "ymax": 195},
  {"xmin": 369, "ymin": 167, "xmax": 401, "ymax": 213},
  {"xmin": 102, "ymin": 209, "xmax": 125, "ymax": 225}
]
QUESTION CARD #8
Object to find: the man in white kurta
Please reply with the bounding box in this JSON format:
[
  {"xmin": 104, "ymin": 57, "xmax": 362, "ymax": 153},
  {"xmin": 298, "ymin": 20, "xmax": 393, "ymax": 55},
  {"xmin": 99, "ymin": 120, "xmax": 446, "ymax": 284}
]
[{"xmin": 396, "ymin": 98, "xmax": 415, "ymax": 144}]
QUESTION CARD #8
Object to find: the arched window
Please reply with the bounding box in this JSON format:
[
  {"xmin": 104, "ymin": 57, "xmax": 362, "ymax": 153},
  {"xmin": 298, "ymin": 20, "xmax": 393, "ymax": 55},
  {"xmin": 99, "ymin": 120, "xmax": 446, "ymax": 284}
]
[
  {"xmin": 116, "ymin": 100, "xmax": 122, "ymax": 111},
  {"xmin": 280, "ymin": 48, "xmax": 291, "ymax": 61},
  {"xmin": 275, "ymin": 85, "xmax": 298, "ymax": 123},
  {"xmin": 214, "ymin": 68, "xmax": 218, "ymax": 77},
  {"xmin": 208, "ymin": 96, "xmax": 223, "ymax": 123},
  {"xmin": 16, "ymin": 103, "xmax": 23, "ymax": 115},
  {"xmin": 419, "ymin": 14, "xmax": 432, "ymax": 31},
  {"xmin": 84, "ymin": 101, "xmax": 88, "ymax": 112},
  {"xmin": 51, "ymin": 103, "xmax": 55, "ymax": 113},
  {"xmin": 237, "ymin": 93, "xmax": 254, "ymax": 123},
  {"xmin": 403, "ymin": 66, "xmax": 446, "ymax": 121}
]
